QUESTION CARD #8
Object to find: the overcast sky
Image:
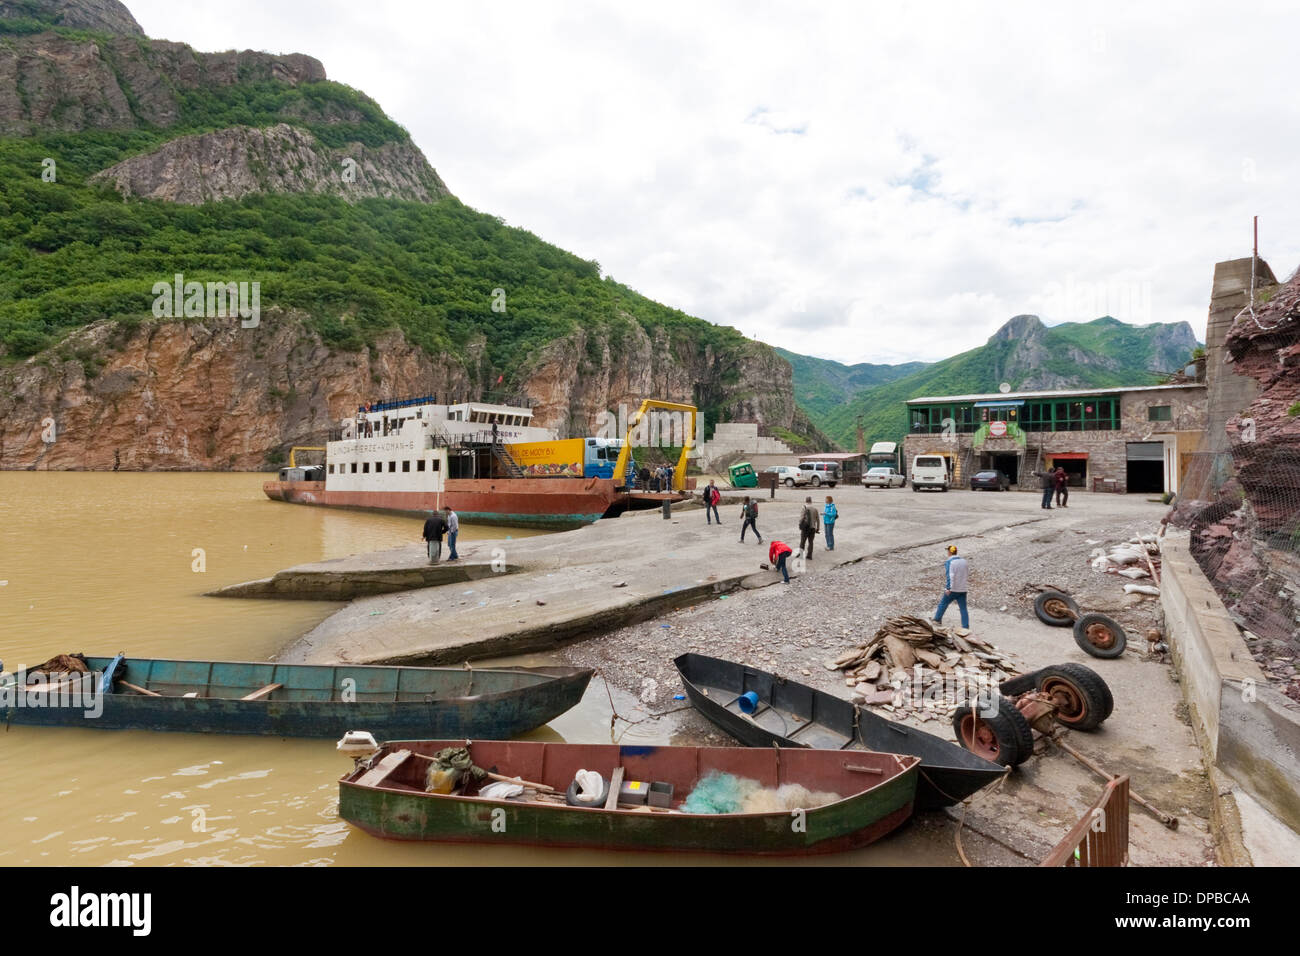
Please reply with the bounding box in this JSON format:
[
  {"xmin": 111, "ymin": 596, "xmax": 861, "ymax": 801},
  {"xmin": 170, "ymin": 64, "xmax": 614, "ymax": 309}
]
[{"xmin": 127, "ymin": 0, "xmax": 1300, "ymax": 365}]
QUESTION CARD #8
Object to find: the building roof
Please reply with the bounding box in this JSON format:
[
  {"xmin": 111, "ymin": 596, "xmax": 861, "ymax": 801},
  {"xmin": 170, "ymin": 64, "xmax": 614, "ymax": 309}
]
[
  {"xmin": 905, "ymin": 383, "xmax": 1206, "ymax": 405},
  {"xmin": 798, "ymin": 452, "xmax": 866, "ymax": 461}
]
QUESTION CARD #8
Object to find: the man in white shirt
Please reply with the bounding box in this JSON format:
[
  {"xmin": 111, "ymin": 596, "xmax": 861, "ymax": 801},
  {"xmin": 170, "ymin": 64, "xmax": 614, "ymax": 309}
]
[{"xmin": 444, "ymin": 506, "xmax": 460, "ymax": 561}]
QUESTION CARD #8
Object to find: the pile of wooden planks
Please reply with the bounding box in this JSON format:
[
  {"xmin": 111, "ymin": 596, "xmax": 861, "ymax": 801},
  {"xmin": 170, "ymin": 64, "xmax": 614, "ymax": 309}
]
[{"xmin": 823, "ymin": 616, "xmax": 1021, "ymax": 721}]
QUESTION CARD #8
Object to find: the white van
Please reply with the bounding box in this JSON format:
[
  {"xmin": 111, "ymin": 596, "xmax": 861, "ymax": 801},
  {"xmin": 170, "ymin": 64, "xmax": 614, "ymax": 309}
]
[{"xmin": 910, "ymin": 455, "xmax": 949, "ymax": 492}]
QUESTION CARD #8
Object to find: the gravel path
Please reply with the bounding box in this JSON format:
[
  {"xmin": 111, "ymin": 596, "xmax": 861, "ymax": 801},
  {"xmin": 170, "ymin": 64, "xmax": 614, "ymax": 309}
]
[{"xmin": 561, "ymin": 495, "xmax": 1167, "ymax": 718}]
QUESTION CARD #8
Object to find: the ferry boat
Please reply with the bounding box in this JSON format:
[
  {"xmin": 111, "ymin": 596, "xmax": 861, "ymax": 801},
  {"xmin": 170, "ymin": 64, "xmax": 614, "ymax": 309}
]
[{"xmin": 263, "ymin": 397, "xmax": 637, "ymax": 528}]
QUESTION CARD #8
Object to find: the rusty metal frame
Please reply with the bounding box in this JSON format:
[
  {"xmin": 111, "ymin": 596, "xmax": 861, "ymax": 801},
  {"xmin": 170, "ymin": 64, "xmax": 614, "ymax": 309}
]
[{"xmin": 1040, "ymin": 775, "xmax": 1130, "ymax": 867}]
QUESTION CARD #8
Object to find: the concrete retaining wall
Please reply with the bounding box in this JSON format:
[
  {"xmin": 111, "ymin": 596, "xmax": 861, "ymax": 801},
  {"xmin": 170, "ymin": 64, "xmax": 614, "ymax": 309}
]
[{"xmin": 1162, "ymin": 530, "xmax": 1300, "ymax": 833}]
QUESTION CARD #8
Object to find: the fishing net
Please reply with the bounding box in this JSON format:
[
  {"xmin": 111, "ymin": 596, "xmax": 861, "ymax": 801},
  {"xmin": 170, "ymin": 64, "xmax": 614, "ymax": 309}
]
[{"xmin": 679, "ymin": 771, "xmax": 842, "ymax": 814}]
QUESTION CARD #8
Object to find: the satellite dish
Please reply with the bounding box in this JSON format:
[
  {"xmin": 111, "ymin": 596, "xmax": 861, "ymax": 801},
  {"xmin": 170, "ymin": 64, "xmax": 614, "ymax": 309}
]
[{"xmin": 998, "ymin": 383, "xmax": 1011, "ymax": 394}]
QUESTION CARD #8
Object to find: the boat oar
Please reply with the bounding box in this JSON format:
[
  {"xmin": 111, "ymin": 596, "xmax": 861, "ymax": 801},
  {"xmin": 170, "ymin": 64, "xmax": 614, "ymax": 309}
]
[{"xmin": 407, "ymin": 751, "xmax": 555, "ymax": 792}]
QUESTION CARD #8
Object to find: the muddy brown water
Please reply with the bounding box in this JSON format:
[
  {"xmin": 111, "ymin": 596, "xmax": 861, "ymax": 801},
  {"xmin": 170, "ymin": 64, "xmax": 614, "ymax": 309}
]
[{"xmin": 0, "ymin": 473, "xmax": 956, "ymax": 866}]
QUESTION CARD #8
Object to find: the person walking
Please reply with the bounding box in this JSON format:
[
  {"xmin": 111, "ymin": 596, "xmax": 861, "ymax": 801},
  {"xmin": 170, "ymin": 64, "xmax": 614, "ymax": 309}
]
[
  {"xmin": 443, "ymin": 505, "xmax": 460, "ymax": 560},
  {"xmin": 740, "ymin": 496, "xmax": 762, "ymax": 544},
  {"xmin": 703, "ymin": 480, "xmax": 722, "ymax": 525},
  {"xmin": 422, "ymin": 510, "xmax": 447, "ymax": 564},
  {"xmin": 823, "ymin": 495, "xmax": 838, "ymax": 551},
  {"xmin": 799, "ymin": 496, "xmax": 821, "ymax": 560},
  {"xmin": 768, "ymin": 540, "xmax": 794, "ymax": 584},
  {"xmin": 1054, "ymin": 466, "xmax": 1069, "ymax": 508},
  {"xmin": 932, "ymin": 544, "xmax": 970, "ymax": 634},
  {"xmin": 1031, "ymin": 468, "xmax": 1055, "ymax": 509}
]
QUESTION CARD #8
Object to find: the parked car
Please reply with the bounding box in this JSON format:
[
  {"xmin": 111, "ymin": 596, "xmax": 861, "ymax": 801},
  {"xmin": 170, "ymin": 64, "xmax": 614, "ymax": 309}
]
[
  {"xmin": 970, "ymin": 469, "xmax": 1011, "ymax": 491},
  {"xmin": 798, "ymin": 461, "xmax": 841, "ymax": 488},
  {"xmin": 862, "ymin": 467, "xmax": 906, "ymax": 488},
  {"xmin": 910, "ymin": 455, "xmax": 949, "ymax": 492},
  {"xmin": 763, "ymin": 465, "xmax": 808, "ymax": 488}
]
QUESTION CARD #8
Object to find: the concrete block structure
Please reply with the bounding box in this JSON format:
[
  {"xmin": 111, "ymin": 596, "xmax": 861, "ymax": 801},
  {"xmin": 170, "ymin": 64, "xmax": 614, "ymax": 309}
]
[
  {"xmin": 695, "ymin": 422, "xmax": 794, "ymax": 471},
  {"xmin": 901, "ymin": 383, "xmax": 1208, "ymax": 494}
]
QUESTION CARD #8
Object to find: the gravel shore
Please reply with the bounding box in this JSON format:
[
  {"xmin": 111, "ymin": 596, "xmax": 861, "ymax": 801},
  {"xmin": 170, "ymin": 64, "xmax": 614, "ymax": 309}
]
[{"xmin": 561, "ymin": 493, "xmax": 1167, "ymax": 726}]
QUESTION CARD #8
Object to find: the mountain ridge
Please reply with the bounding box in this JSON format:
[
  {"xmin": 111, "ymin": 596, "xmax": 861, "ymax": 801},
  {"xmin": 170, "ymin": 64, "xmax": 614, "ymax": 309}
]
[{"xmin": 785, "ymin": 315, "xmax": 1201, "ymax": 448}]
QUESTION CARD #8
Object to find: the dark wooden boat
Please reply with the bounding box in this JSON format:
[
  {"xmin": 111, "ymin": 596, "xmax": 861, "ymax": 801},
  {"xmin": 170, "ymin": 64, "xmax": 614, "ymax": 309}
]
[
  {"xmin": 338, "ymin": 738, "xmax": 919, "ymax": 855},
  {"xmin": 0, "ymin": 655, "xmax": 591, "ymax": 739},
  {"xmin": 674, "ymin": 653, "xmax": 1005, "ymax": 810}
]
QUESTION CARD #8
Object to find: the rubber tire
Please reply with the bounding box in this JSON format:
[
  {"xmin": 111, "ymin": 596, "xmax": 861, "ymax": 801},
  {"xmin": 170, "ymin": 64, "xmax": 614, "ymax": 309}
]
[
  {"xmin": 1073, "ymin": 613, "xmax": 1127, "ymax": 659},
  {"xmin": 1034, "ymin": 663, "xmax": 1114, "ymax": 730},
  {"xmin": 810, "ymin": 476, "xmax": 821, "ymax": 488},
  {"xmin": 784, "ymin": 478, "xmax": 794, "ymax": 488},
  {"xmin": 951, "ymin": 693, "xmax": 1035, "ymax": 767},
  {"xmin": 911, "ymin": 484, "xmax": 919, "ymax": 492},
  {"xmin": 565, "ymin": 776, "xmax": 611, "ymax": 808},
  {"xmin": 1034, "ymin": 590, "xmax": 1079, "ymax": 627}
]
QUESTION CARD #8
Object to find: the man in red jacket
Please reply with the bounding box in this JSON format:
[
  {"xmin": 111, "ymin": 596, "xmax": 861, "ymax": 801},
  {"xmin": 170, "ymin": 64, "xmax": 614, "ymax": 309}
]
[{"xmin": 768, "ymin": 540, "xmax": 794, "ymax": 584}]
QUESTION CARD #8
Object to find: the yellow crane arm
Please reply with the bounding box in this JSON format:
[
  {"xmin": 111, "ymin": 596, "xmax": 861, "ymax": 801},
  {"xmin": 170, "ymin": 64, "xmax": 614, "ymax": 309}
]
[
  {"xmin": 610, "ymin": 400, "xmax": 697, "ymax": 491},
  {"xmin": 289, "ymin": 446, "xmax": 326, "ymax": 468}
]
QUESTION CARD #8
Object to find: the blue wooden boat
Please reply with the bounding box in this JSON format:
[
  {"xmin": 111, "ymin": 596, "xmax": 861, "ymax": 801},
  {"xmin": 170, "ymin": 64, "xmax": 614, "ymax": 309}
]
[{"xmin": 0, "ymin": 655, "xmax": 592, "ymax": 739}]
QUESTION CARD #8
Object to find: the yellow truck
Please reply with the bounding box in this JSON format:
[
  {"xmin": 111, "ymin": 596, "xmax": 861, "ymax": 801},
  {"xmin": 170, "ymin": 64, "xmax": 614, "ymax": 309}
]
[{"xmin": 506, "ymin": 438, "xmax": 585, "ymax": 478}]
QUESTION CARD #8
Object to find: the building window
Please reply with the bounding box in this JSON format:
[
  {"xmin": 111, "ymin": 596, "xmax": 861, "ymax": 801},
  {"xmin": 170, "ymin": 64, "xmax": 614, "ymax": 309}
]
[
  {"xmin": 1148, "ymin": 405, "xmax": 1172, "ymax": 422},
  {"xmin": 328, "ymin": 464, "xmax": 335, "ymax": 474},
  {"xmin": 402, "ymin": 460, "xmax": 411, "ymax": 473},
  {"xmin": 389, "ymin": 461, "xmax": 397, "ymax": 472},
  {"xmin": 362, "ymin": 462, "xmax": 369, "ymax": 473},
  {"xmin": 417, "ymin": 460, "xmax": 426, "ymax": 472},
  {"xmin": 350, "ymin": 463, "xmax": 357, "ymax": 474}
]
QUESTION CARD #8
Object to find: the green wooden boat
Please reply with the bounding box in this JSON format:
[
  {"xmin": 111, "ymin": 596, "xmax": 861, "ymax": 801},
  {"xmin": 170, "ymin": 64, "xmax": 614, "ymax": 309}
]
[
  {"xmin": 0, "ymin": 655, "xmax": 592, "ymax": 739},
  {"xmin": 338, "ymin": 738, "xmax": 920, "ymax": 855}
]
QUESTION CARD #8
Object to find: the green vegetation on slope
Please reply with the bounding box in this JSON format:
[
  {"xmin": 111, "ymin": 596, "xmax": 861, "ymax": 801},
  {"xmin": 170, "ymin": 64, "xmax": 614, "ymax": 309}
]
[
  {"xmin": 774, "ymin": 347, "xmax": 927, "ymax": 425},
  {"xmin": 0, "ymin": 121, "xmax": 750, "ymax": 405}
]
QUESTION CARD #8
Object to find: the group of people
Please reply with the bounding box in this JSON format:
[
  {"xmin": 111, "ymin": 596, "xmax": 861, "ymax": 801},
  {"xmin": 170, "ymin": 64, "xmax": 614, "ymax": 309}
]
[
  {"xmin": 1031, "ymin": 465, "xmax": 1071, "ymax": 510},
  {"xmin": 636, "ymin": 464, "xmax": 675, "ymax": 492},
  {"xmin": 421, "ymin": 506, "xmax": 461, "ymax": 563},
  {"xmin": 700, "ymin": 481, "xmax": 840, "ymax": 585}
]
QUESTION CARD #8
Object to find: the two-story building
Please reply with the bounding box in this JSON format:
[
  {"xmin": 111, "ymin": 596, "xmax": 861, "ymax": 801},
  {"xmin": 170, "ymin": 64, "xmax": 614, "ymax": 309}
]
[{"xmin": 902, "ymin": 383, "xmax": 1208, "ymax": 494}]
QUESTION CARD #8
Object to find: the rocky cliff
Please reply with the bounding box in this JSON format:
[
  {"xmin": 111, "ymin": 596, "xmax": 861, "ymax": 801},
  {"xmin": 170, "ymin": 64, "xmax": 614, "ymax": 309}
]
[
  {"xmin": 0, "ymin": 32, "xmax": 327, "ymax": 135},
  {"xmin": 0, "ymin": 0, "xmax": 142, "ymax": 36},
  {"xmin": 90, "ymin": 122, "xmax": 450, "ymax": 204},
  {"xmin": 0, "ymin": 314, "xmax": 475, "ymax": 470},
  {"xmin": 517, "ymin": 319, "xmax": 797, "ymax": 439},
  {"xmin": 0, "ymin": 312, "xmax": 813, "ymax": 470}
]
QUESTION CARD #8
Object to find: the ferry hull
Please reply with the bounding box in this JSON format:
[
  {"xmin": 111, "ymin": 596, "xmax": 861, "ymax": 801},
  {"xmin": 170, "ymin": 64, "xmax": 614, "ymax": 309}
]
[{"xmin": 263, "ymin": 477, "xmax": 619, "ymax": 528}]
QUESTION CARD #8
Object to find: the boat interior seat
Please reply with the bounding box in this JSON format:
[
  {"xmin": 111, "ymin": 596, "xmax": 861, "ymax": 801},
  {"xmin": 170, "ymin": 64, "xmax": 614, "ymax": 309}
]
[
  {"xmin": 784, "ymin": 720, "xmax": 854, "ymax": 750},
  {"xmin": 355, "ymin": 749, "xmax": 413, "ymax": 788}
]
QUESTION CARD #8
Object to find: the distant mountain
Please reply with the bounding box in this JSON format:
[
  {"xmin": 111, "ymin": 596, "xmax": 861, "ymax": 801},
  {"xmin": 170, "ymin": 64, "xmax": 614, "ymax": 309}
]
[
  {"xmin": 774, "ymin": 348, "xmax": 928, "ymax": 441},
  {"xmin": 786, "ymin": 316, "xmax": 1202, "ymax": 449}
]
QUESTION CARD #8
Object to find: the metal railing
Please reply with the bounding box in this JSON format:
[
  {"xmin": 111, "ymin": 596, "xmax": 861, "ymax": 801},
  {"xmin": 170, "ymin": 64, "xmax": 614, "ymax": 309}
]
[{"xmin": 1040, "ymin": 775, "xmax": 1130, "ymax": 867}]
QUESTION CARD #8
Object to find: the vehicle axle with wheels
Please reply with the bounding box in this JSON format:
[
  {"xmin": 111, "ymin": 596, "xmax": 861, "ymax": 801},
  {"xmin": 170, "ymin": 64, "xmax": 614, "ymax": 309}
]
[
  {"xmin": 952, "ymin": 663, "xmax": 1114, "ymax": 766},
  {"xmin": 1033, "ymin": 588, "xmax": 1128, "ymax": 659}
]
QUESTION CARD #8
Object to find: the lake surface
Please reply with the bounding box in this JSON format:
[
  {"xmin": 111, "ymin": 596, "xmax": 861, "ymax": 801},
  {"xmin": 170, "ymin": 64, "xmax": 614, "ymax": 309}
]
[{"xmin": 0, "ymin": 473, "xmax": 950, "ymax": 866}]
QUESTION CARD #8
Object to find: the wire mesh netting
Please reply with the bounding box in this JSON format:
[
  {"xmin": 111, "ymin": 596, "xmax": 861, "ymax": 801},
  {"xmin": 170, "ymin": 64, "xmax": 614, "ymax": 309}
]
[{"xmin": 1168, "ymin": 264, "xmax": 1300, "ymax": 701}]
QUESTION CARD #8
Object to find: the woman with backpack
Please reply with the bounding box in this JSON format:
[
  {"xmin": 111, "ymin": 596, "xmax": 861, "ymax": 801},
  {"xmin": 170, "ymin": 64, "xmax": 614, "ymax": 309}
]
[{"xmin": 740, "ymin": 496, "xmax": 762, "ymax": 544}]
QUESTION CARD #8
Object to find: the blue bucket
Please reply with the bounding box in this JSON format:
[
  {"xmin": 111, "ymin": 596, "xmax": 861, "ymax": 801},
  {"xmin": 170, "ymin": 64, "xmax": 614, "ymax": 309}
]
[{"xmin": 738, "ymin": 691, "xmax": 760, "ymax": 714}]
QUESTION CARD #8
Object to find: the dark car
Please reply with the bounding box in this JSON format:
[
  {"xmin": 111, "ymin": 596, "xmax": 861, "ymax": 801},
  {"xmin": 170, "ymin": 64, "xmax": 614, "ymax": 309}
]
[{"xmin": 970, "ymin": 469, "xmax": 1011, "ymax": 491}]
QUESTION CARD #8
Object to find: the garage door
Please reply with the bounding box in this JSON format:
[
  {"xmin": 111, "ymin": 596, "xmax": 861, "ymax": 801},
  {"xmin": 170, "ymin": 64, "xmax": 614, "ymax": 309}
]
[{"xmin": 1126, "ymin": 442, "xmax": 1164, "ymax": 461}]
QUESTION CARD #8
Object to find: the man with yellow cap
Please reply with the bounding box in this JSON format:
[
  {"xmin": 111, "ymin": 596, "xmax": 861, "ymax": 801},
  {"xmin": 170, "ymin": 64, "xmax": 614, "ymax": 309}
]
[{"xmin": 933, "ymin": 544, "xmax": 970, "ymax": 635}]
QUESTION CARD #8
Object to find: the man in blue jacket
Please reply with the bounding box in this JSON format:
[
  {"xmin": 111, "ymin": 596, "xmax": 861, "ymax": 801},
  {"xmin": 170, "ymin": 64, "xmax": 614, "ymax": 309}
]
[{"xmin": 933, "ymin": 544, "xmax": 970, "ymax": 634}]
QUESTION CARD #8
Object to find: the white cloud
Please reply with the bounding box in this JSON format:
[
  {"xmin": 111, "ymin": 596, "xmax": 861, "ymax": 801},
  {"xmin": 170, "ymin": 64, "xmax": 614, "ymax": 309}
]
[{"xmin": 126, "ymin": 0, "xmax": 1300, "ymax": 365}]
